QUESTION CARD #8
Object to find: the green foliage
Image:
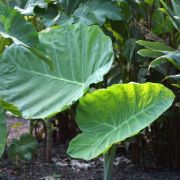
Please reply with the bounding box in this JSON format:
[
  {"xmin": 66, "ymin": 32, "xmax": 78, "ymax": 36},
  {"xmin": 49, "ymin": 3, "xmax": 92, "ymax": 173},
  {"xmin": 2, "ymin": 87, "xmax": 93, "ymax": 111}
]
[
  {"xmin": 0, "ymin": 23, "xmax": 114, "ymax": 119},
  {"xmin": 137, "ymin": 40, "xmax": 180, "ymax": 91},
  {"xmin": 0, "ymin": 0, "xmax": 179, "ymax": 173},
  {"xmin": 0, "ymin": 108, "xmax": 7, "ymax": 157},
  {"xmin": 0, "ymin": 4, "xmax": 52, "ymax": 66},
  {"xmin": 137, "ymin": 40, "xmax": 180, "ymax": 69},
  {"xmin": 60, "ymin": 0, "xmax": 88, "ymax": 16},
  {"xmin": 67, "ymin": 83, "xmax": 175, "ymax": 160},
  {"xmin": 14, "ymin": 0, "xmax": 48, "ymax": 15},
  {"xmin": 160, "ymin": 0, "xmax": 180, "ymax": 32},
  {"xmin": 7, "ymin": 133, "xmax": 38, "ymax": 162},
  {"xmin": 73, "ymin": 0, "xmax": 122, "ymax": 25},
  {"xmin": 137, "ymin": 40, "xmax": 174, "ymax": 52},
  {"xmin": 0, "ymin": 4, "xmax": 38, "ymax": 47}
]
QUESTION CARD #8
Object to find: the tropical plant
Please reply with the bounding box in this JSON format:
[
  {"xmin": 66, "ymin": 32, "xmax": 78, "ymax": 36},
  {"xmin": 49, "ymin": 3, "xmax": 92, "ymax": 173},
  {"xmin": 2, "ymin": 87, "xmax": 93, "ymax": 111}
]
[
  {"xmin": 0, "ymin": 4, "xmax": 53, "ymax": 66},
  {"xmin": 0, "ymin": 4, "xmax": 114, "ymax": 157},
  {"xmin": 7, "ymin": 133, "xmax": 38, "ymax": 162},
  {"xmin": 67, "ymin": 83, "xmax": 175, "ymax": 180},
  {"xmin": 0, "ymin": 0, "xmax": 179, "ymax": 174},
  {"xmin": 0, "ymin": 23, "xmax": 113, "ymax": 119}
]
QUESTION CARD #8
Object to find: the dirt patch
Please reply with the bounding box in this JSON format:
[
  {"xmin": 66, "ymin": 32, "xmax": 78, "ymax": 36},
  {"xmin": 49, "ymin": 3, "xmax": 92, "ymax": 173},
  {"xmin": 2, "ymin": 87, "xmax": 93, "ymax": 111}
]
[
  {"xmin": 0, "ymin": 116, "xmax": 180, "ymax": 180},
  {"xmin": 1, "ymin": 149, "xmax": 180, "ymax": 180}
]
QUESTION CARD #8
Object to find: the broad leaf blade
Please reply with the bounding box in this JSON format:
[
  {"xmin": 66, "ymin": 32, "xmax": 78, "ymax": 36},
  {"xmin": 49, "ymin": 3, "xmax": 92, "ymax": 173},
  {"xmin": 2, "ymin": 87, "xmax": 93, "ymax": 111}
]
[
  {"xmin": 61, "ymin": 0, "xmax": 88, "ymax": 15},
  {"xmin": 73, "ymin": 0, "xmax": 122, "ymax": 25},
  {"xmin": 0, "ymin": 5, "xmax": 38, "ymax": 47},
  {"xmin": 0, "ymin": 24, "xmax": 114, "ymax": 119},
  {"xmin": 0, "ymin": 107, "xmax": 7, "ymax": 158},
  {"xmin": 67, "ymin": 83, "xmax": 175, "ymax": 160},
  {"xmin": 0, "ymin": 4, "xmax": 52, "ymax": 67}
]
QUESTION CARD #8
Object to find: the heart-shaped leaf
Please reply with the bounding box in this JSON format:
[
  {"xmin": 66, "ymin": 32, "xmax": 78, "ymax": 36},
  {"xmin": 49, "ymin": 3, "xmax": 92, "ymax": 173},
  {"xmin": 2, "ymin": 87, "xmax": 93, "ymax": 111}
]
[
  {"xmin": 67, "ymin": 83, "xmax": 175, "ymax": 160},
  {"xmin": 0, "ymin": 23, "xmax": 114, "ymax": 119}
]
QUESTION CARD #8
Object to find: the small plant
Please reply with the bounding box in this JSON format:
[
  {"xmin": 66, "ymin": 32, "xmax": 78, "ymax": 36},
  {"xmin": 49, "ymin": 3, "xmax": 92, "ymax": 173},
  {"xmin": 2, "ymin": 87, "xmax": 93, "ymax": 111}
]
[
  {"xmin": 7, "ymin": 133, "xmax": 38, "ymax": 163},
  {"xmin": 67, "ymin": 83, "xmax": 175, "ymax": 180}
]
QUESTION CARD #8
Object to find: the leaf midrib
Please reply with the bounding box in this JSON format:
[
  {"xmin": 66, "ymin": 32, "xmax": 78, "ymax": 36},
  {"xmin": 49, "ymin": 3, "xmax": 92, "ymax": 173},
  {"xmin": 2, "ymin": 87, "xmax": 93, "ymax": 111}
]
[
  {"xmin": 78, "ymin": 97, "xmax": 172, "ymax": 159},
  {"xmin": 18, "ymin": 66, "xmax": 84, "ymax": 86},
  {"xmin": 84, "ymin": 96, "xmax": 171, "ymax": 134}
]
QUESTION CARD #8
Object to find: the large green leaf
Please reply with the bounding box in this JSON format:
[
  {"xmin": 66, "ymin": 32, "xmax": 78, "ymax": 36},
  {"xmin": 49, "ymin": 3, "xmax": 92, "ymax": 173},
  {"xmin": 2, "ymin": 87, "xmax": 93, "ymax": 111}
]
[
  {"xmin": 73, "ymin": 0, "xmax": 122, "ymax": 25},
  {"xmin": 60, "ymin": 0, "xmax": 88, "ymax": 15},
  {"xmin": 67, "ymin": 83, "xmax": 175, "ymax": 160},
  {"xmin": 0, "ymin": 23, "xmax": 114, "ymax": 119},
  {"xmin": 0, "ymin": 107, "xmax": 7, "ymax": 158},
  {"xmin": 0, "ymin": 4, "xmax": 38, "ymax": 47},
  {"xmin": 0, "ymin": 4, "xmax": 52, "ymax": 66}
]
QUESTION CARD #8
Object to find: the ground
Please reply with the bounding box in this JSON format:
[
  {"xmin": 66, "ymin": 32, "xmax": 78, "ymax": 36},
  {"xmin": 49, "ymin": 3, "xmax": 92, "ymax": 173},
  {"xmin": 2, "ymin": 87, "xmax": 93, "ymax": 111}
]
[{"xmin": 0, "ymin": 116, "xmax": 180, "ymax": 180}]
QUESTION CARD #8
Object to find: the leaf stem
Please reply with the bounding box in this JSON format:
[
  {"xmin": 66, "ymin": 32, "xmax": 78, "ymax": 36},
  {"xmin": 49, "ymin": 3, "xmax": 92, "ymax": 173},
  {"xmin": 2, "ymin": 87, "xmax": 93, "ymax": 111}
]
[{"xmin": 103, "ymin": 144, "xmax": 117, "ymax": 180}]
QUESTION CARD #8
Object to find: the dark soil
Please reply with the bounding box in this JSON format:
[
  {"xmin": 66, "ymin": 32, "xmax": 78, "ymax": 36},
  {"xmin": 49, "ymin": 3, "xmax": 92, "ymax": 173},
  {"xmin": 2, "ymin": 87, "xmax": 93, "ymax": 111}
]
[{"xmin": 0, "ymin": 116, "xmax": 180, "ymax": 180}]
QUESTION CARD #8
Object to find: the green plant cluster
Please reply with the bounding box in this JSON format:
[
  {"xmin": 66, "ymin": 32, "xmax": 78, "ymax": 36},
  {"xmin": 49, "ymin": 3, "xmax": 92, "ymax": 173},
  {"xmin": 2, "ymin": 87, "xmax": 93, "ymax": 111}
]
[{"xmin": 0, "ymin": 0, "xmax": 179, "ymax": 179}]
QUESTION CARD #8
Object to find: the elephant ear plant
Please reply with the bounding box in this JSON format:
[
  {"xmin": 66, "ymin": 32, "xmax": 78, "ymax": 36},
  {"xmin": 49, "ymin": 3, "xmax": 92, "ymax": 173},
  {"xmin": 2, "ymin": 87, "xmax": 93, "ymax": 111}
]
[
  {"xmin": 67, "ymin": 83, "xmax": 175, "ymax": 180},
  {"xmin": 0, "ymin": 23, "xmax": 113, "ymax": 119},
  {"xmin": 0, "ymin": 23, "xmax": 113, "ymax": 157}
]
